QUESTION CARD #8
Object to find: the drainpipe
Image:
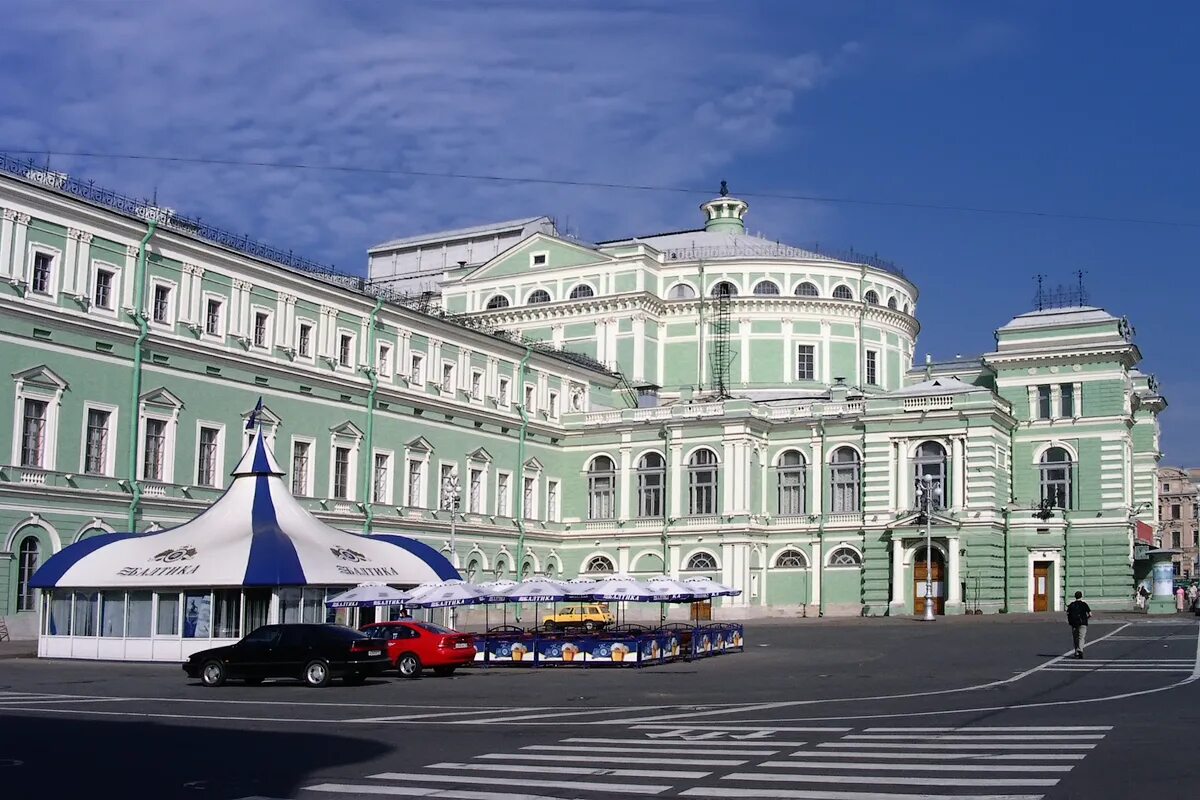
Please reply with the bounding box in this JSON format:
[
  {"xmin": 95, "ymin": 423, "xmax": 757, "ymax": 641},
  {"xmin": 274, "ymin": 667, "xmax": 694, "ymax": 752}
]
[
  {"xmin": 696, "ymin": 259, "xmax": 705, "ymax": 392},
  {"xmin": 659, "ymin": 425, "xmax": 671, "ymax": 568},
  {"xmin": 817, "ymin": 419, "xmax": 826, "ymax": 617},
  {"xmin": 514, "ymin": 345, "xmax": 534, "ymax": 583},
  {"xmin": 858, "ymin": 265, "xmax": 867, "ymax": 388},
  {"xmin": 361, "ymin": 296, "xmax": 384, "ymax": 534},
  {"xmin": 126, "ymin": 221, "xmax": 158, "ymax": 532},
  {"xmin": 1002, "ymin": 424, "xmax": 1017, "ymax": 613}
]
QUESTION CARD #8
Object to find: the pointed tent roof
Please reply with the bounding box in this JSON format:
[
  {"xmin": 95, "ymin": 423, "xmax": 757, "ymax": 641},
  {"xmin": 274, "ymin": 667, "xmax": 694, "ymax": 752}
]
[{"xmin": 31, "ymin": 427, "xmax": 458, "ymax": 590}]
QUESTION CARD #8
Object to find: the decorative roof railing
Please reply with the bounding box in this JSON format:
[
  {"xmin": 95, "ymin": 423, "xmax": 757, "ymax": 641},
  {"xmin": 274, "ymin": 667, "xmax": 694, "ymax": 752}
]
[
  {"xmin": 660, "ymin": 240, "xmax": 904, "ymax": 277},
  {"xmin": 0, "ymin": 153, "xmax": 616, "ymax": 378}
]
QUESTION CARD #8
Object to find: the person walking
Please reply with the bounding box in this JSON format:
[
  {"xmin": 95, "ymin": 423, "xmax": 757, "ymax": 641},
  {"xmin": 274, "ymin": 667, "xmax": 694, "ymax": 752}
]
[
  {"xmin": 1067, "ymin": 591, "xmax": 1091, "ymax": 659},
  {"xmin": 1176, "ymin": 586, "xmax": 1186, "ymax": 612},
  {"xmin": 1189, "ymin": 583, "xmax": 1198, "ymax": 612}
]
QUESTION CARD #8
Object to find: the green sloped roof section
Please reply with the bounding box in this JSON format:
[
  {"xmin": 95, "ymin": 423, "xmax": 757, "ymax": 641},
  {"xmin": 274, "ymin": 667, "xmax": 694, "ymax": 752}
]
[{"xmin": 460, "ymin": 233, "xmax": 615, "ymax": 281}]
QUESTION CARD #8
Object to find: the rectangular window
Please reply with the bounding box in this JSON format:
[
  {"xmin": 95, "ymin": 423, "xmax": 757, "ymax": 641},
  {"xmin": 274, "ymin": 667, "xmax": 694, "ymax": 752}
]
[
  {"xmin": 127, "ymin": 591, "xmax": 152, "ymax": 637},
  {"xmin": 253, "ymin": 312, "xmax": 269, "ymax": 348},
  {"xmin": 31, "ymin": 252, "xmax": 53, "ymax": 294},
  {"xmin": 155, "ymin": 593, "xmax": 180, "ymax": 636},
  {"xmin": 548, "ymin": 390, "xmax": 559, "ymax": 417},
  {"xmin": 143, "ymin": 418, "xmax": 167, "ymax": 481},
  {"xmin": 298, "ymin": 323, "xmax": 312, "ymax": 358},
  {"xmin": 410, "ymin": 353, "xmax": 425, "ymax": 384},
  {"xmin": 205, "ymin": 298, "xmax": 222, "ymax": 336},
  {"xmin": 20, "ymin": 398, "xmax": 48, "ymax": 468},
  {"xmin": 84, "ymin": 408, "xmax": 111, "ymax": 475},
  {"xmin": 339, "ymin": 334, "xmax": 354, "ymax": 367},
  {"xmin": 100, "ymin": 590, "xmax": 125, "ymax": 637},
  {"xmin": 1173, "ymin": 504, "xmax": 1182, "ymax": 520},
  {"xmin": 373, "ymin": 453, "xmax": 390, "ymax": 504},
  {"xmin": 182, "ymin": 591, "xmax": 211, "ymax": 638},
  {"xmin": 498, "ymin": 377, "xmax": 510, "ymax": 406},
  {"xmin": 197, "ymin": 426, "xmax": 220, "ymax": 487},
  {"xmin": 333, "ymin": 446, "xmax": 351, "ymax": 499},
  {"xmin": 469, "ymin": 468, "xmax": 483, "ymax": 513},
  {"xmin": 291, "ymin": 441, "xmax": 310, "ymax": 496},
  {"xmin": 377, "ymin": 343, "xmax": 392, "ymax": 376},
  {"xmin": 439, "ymin": 464, "xmax": 456, "ymax": 510},
  {"xmin": 441, "ymin": 363, "xmax": 455, "ymax": 393},
  {"xmin": 152, "ymin": 284, "xmax": 170, "ymax": 324},
  {"xmin": 471, "ymin": 370, "xmax": 483, "ymax": 400},
  {"xmin": 524, "ymin": 384, "xmax": 536, "ymax": 413},
  {"xmin": 523, "ymin": 477, "xmax": 535, "ymax": 520},
  {"xmin": 797, "ymin": 345, "xmax": 815, "ymax": 381},
  {"xmin": 1037, "ymin": 386, "xmax": 1052, "ymax": 420},
  {"xmin": 547, "ymin": 480, "xmax": 559, "ymax": 521},
  {"xmin": 865, "ymin": 350, "xmax": 878, "ymax": 386},
  {"xmin": 93, "ymin": 269, "xmax": 114, "ymax": 309},
  {"xmin": 1172, "ymin": 531, "xmax": 1181, "ymax": 549},
  {"xmin": 407, "ymin": 459, "xmax": 423, "ymax": 507},
  {"xmin": 1060, "ymin": 383, "xmax": 1075, "ymax": 417},
  {"xmin": 498, "ymin": 473, "xmax": 510, "ymax": 516}
]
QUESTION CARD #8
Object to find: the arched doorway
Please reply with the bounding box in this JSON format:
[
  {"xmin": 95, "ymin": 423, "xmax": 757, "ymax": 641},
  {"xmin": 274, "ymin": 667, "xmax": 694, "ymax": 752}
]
[{"xmin": 913, "ymin": 546, "xmax": 946, "ymax": 616}]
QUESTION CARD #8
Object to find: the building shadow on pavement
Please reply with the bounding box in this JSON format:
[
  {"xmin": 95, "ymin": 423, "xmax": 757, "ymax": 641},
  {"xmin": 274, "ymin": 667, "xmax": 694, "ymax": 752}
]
[{"xmin": 0, "ymin": 713, "xmax": 392, "ymax": 799}]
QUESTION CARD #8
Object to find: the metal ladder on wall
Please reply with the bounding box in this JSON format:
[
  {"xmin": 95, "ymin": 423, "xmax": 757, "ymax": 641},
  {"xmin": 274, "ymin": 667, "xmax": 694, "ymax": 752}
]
[{"xmin": 0, "ymin": 616, "xmax": 9, "ymax": 642}]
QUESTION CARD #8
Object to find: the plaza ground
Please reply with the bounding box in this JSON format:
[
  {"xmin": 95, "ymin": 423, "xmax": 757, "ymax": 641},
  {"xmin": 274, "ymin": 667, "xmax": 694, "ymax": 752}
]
[{"xmin": 1, "ymin": 614, "xmax": 1197, "ymax": 799}]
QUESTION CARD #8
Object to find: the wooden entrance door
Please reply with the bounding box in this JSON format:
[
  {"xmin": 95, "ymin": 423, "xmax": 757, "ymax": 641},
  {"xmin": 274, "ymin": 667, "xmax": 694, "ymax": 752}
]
[
  {"xmin": 1033, "ymin": 561, "xmax": 1052, "ymax": 612},
  {"xmin": 913, "ymin": 549, "xmax": 946, "ymax": 615}
]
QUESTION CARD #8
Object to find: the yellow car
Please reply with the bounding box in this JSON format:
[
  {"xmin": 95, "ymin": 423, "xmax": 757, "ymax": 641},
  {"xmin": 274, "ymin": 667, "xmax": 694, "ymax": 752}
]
[{"xmin": 543, "ymin": 604, "xmax": 615, "ymax": 632}]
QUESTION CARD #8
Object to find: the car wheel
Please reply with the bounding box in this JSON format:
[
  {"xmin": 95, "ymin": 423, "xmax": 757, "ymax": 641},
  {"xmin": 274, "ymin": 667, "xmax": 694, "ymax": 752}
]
[
  {"xmin": 397, "ymin": 653, "xmax": 422, "ymax": 679},
  {"xmin": 343, "ymin": 673, "xmax": 367, "ymax": 686},
  {"xmin": 303, "ymin": 659, "xmax": 331, "ymax": 688},
  {"xmin": 243, "ymin": 676, "xmax": 264, "ymax": 686},
  {"xmin": 200, "ymin": 660, "xmax": 226, "ymax": 687},
  {"xmin": 584, "ymin": 621, "xmax": 596, "ymax": 632},
  {"xmin": 543, "ymin": 621, "xmax": 556, "ymax": 633},
  {"xmin": 433, "ymin": 666, "xmax": 456, "ymax": 677}
]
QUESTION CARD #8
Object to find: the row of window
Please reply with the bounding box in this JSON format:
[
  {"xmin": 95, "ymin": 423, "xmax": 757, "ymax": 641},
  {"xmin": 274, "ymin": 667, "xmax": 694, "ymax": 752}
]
[
  {"xmin": 483, "ymin": 280, "xmax": 912, "ymax": 312},
  {"xmin": 1034, "ymin": 384, "xmax": 1078, "ymax": 420},
  {"xmin": 576, "ymin": 547, "xmax": 861, "ymax": 575}
]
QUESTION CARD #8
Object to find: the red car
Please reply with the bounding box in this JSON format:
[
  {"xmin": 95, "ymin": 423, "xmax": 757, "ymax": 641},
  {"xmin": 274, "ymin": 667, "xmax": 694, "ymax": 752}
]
[{"xmin": 360, "ymin": 620, "xmax": 476, "ymax": 679}]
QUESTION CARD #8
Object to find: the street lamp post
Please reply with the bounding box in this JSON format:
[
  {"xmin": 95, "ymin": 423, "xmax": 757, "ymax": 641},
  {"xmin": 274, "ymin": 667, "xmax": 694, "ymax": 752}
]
[
  {"xmin": 441, "ymin": 473, "xmax": 461, "ymax": 627},
  {"xmin": 917, "ymin": 474, "xmax": 942, "ymax": 622}
]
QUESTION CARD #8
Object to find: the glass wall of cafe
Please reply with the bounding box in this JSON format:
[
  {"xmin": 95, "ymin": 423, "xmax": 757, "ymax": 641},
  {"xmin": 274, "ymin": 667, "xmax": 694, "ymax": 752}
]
[{"xmin": 38, "ymin": 586, "xmax": 358, "ymax": 661}]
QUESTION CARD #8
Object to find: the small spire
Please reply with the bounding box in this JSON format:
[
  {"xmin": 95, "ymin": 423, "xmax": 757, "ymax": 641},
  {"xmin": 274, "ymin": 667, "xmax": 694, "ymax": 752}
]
[{"xmin": 719, "ymin": 180, "xmax": 729, "ymax": 197}]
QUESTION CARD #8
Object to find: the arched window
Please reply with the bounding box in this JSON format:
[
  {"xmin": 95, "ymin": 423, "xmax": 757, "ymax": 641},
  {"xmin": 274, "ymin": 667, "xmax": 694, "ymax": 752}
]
[
  {"xmin": 667, "ymin": 283, "xmax": 697, "ymax": 300},
  {"xmin": 903, "ymin": 302, "xmax": 911, "ymax": 314},
  {"xmin": 545, "ymin": 561, "xmax": 558, "ymax": 578},
  {"xmin": 1040, "ymin": 447, "xmax": 1074, "ymax": 509},
  {"xmin": 827, "ymin": 546, "xmax": 862, "ymax": 567},
  {"xmin": 686, "ymin": 552, "xmax": 718, "ymax": 571},
  {"xmin": 687, "ymin": 449, "xmax": 719, "ymax": 515},
  {"xmin": 465, "ymin": 558, "xmax": 481, "ymax": 580},
  {"xmin": 913, "ymin": 441, "xmax": 947, "ymax": 511},
  {"xmin": 493, "ymin": 557, "xmax": 509, "ymax": 576},
  {"xmin": 485, "ymin": 295, "xmax": 510, "ymax": 310},
  {"xmin": 636, "ymin": 452, "xmax": 665, "ymax": 518},
  {"xmin": 16, "ymin": 536, "xmax": 39, "ymax": 612},
  {"xmin": 711, "ymin": 281, "xmax": 738, "ymax": 298},
  {"xmin": 586, "ymin": 555, "xmax": 614, "ymax": 574},
  {"xmin": 832, "ymin": 285, "xmax": 854, "ymax": 300},
  {"xmin": 587, "ymin": 456, "xmax": 616, "ymax": 519},
  {"xmin": 864, "ymin": 290, "xmax": 879, "ymax": 305},
  {"xmin": 569, "ymin": 284, "xmax": 595, "ymax": 300},
  {"xmin": 527, "ymin": 289, "xmax": 551, "ymax": 304},
  {"xmin": 521, "ymin": 560, "xmax": 534, "ymax": 579},
  {"xmin": 829, "ymin": 447, "xmax": 861, "ymax": 513},
  {"xmin": 777, "ymin": 450, "xmax": 807, "ymax": 515},
  {"xmin": 795, "ymin": 282, "xmax": 819, "ymax": 297},
  {"xmin": 775, "ymin": 549, "xmax": 808, "ymax": 568},
  {"xmin": 887, "ymin": 297, "xmax": 897, "ymax": 310},
  {"xmin": 753, "ymin": 280, "xmax": 780, "ymax": 296}
]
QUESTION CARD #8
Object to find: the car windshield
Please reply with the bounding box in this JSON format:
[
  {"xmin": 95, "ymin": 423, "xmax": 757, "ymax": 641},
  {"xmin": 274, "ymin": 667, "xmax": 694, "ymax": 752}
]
[
  {"xmin": 415, "ymin": 622, "xmax": 454, "ymax": 635},
  {"xmin": 243, "ymin": 626, "xmax": 281, "ymax": 645},
  {"xmin": 317, "ymin": 625, "xmax": 369, "ymax": 641}
]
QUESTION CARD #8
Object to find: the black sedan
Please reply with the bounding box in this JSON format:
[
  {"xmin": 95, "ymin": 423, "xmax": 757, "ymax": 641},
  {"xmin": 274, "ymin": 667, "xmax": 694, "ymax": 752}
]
[{"xmin": 183, "ymin": 624, "xmax": 390, "ymax": 687}]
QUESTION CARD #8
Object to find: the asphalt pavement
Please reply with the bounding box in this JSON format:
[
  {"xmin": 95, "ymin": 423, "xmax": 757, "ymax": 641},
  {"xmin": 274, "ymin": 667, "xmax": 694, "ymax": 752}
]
[{"xmin": 1, "ymin": 615, "xmax": 1196, "ymax": 799}]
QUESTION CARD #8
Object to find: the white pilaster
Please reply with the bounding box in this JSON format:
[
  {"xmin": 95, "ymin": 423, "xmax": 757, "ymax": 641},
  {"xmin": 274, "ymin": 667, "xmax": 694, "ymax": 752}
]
[
  {"xmin": 0, "ymin": 209, "xmax": 15, "ymax": 278},
  {"xmin": 75, "ymin": 232, "xmax": 94, "ymax": 301},
  {"xmin": 890, "ymin": 538, "xmax": 905, "ymax": 610},
  {"xmin": 820, "ymin": 321, "xmax": 832, "ymax": 384},
  {"xmin": 740, "ymin": 317, "xmax": 751, "ymax": 384},
  {"xmin": 811, "ymin": 538, "xmax": 823, "ymax": 608},
  {"xmin": 10, "ymin": 213, "xmax": 30, "ymax": 283},
  {"xmin": 722, "ymin": 436, "xmax": 735, "ymax": 514},
  {"xmin": 632, "ymin": 315, "xmax": 645, "ymax": 381},
  {"xmin": 618, "ymin": 445, "xmax": 632, "ymax": 520},
  {"xmin": 62, "ymin": 229, "xmax": 80, "ymax": 296},
  {"xmin": 810, "ymin": 432, "xmax": 823, "ymax": 515},
  {"xmin": 948, "ymin": 537, "xmax": 962, "ymax": 605},
  {"xmin": 952, "ymin": 436, "xmax": 965, "ymax": 509},
  {"xmin": 897, "ymin": 439, "xmax": 910, "ymax": 511},
  {"xmin": 670, "ymin": 441, "xmax": 683, "ymax": 518}
]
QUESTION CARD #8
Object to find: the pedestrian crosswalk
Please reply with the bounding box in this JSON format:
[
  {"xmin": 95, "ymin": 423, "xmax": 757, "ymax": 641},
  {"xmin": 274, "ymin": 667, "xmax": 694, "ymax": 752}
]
[{"xmin": 298, "ymin": 724, "xmax": 1111, "ymax": 799}]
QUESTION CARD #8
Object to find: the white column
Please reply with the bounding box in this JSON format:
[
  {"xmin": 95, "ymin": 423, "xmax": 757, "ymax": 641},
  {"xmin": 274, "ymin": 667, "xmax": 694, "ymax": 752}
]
[
  {"xmin": 810, "ymin": 433, "xmax": 823, "ymax": 515},
  {"xmin": 820, "ymin": 321, "xmax": 832, "ymax": 383},
  {"xmin": 948, "ymin": 537, "xmax": 962, "ymax": 605},
  {"xmin": 62, "ymin": 229, "xmax": 80, "ymax": 296},
  {"xmin": 952, "ymin": 436, "xmax": 965, "ymax": 510},
  {"xmin": 890, "ymin": 538, "xmax": 905, "ymax": 609},
  {"xmin": 722, "ymin": 436, "xmax": 736, "ymax": 514},
  {"xmin": 275, "ymin": 292, "xmax": 290, "ymax": 347},
  {"xmin": 0, "ymin": 208, "xmax": 15, "ymax": 278},
  {"xmin": 122, "ymin": 244, "xmax": 138, "ymax": 310},
  {"xmin": 551, "ymin": 323, "xmax": 565, "ymax": 349},
  {"xmin": 606, "ymin": 317, "xmax": 618, "ymax": 370},
  {"xmin": 740, "ymin": 318, "xmax": 751, "ymax": 384},
  {"xmin": 669, "ymin": 544, "xmax": 681, "ymax": 580},
  {"xmin": 177, "ymin": 263, "xmax": 194, "ymax": 325},
  {"xmin": 618, "ymin": 445, "xmax": 632, "ymax": 521},
  {"xmin": 632, "ymin": 315, "xmax": 645, "ymax": 381},
  {"xmin": 811, "ymin": 538, "xmax": 823, "ymax": 608},
  {"xmin": 897, "ymin": 440, "xmax": 909, "ymax": 511},
  {"xmin": 76, "ymin": 232, "xmax": 93, "ymax": 301},
  {"xmin": 10, "ymin": 213, "xmax": 30, "ymax": 283},
  {"xmin": 670, "ymin": 441, "xmax": 683, "ymax": 518}
]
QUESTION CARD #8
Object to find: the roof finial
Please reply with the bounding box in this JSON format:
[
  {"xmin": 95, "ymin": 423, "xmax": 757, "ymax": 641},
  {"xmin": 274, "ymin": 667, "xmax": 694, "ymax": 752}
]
[{"xmin": 719, "ymin": 180, "xmax": 729, "ymax": 197}]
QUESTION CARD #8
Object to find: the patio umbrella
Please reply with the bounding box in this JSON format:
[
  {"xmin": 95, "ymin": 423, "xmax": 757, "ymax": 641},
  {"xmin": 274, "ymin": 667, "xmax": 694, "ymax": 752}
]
[
  {"xmin": 325, "ymin": 582, "xmax": 413, "ymax": 609},
  {"xmin": 682, "ymin": 576, "xmax": 741, "ymax": 627},
  {"xmin": 404, "ymin": 579, "xmax": 492, "ymax": 609},
  {"xmin": 588, "ymin": 577, "xmax": 657, "ymax": 627},
  {"xmin": 502, "ymin": 579, "xmax": 574, "ymax": 631},
  {"xmin": 644, "ymin": 576, "xmax": 701, "ymax": 601},
  {"xmin": 477, "ymin": 580, "xmax": 518, "ymax": 629}
]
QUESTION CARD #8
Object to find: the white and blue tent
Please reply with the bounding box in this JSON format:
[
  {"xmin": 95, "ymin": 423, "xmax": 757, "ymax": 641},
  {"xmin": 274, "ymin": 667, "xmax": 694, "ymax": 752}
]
[{"xmin": 31, "ymin": 426, "xmax": 458, "ymax": 661}]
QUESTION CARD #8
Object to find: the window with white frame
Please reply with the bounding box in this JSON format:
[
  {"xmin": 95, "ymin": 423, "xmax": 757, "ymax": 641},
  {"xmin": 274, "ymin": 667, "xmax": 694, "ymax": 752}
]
[
  {"xmin": 828, "ymin": 447, "xmax": 861, "ymax": 513},
  {"xmin": 373, "ymin": 452, "xmax": 392, "ymax": 504},
  {"xmin": 528, "ymin": 289, "xmax": 552, "ymax": 303},
  {"xmin": 546, "ymin": 479, "xmax": 559, "ymax": 521},
  {"xmin": 377, "ymin": 342, "xmax": 392, "ymax": 377},
  {"xmin": 827, "ymin": 546, "xmax": 862, "ymax": 566},
  {"xmin": 17, "ymin": 536, "xmax": 40, "ymax": 611},
  {"xmin": 795, "ymin": 281, "xmax": 819, "ymax": 297},
  {"xmin": 83, "ymin": 407, "xmax": 113, "ymax": 475},
  {"xmin": 204, "ymin": 297, "xmax": 223, "ymax": 337},
  {"xmin": 586, "ymin": 555, "xmax": 614, "ymax": 573},
  {"xmin": 569, "ymin": 284, "xmax": 595, "ymax": 300},
  {"xmin": 93, "ymin": 267, "xmax": 115, "ymax": 309},
  {"xmin": 410, "ymin": 352, "xmax": 425, "ymax": 384},
  {"xmin": 407, "ymin": 459, "xmax": 425, "ymax": 507},
  {"xmin": 667, "ymin": 283, "xmax": 697, "ymax": 300},
  {"xmin": 1037, "ymin": 386, "xmax": 1052, "ymax": 420},
  {"xmin": 636, "ymin": 453, "xmax": 665, "ymax": 518},
  {"xmin": 686, "ymin": 552, "xmax": 718, "ymax": 570},
  {"xmin": 913, "ymin": 441, "xmax": 947, "ymax": 510},
  {"xmin": 832, "ymin": 285, "xmax": 853, "ymax": 300},
  {"xmin": 498, "ymin": 376, "xmax": 510, "ymax": 406},
  {"xmin": 775, "ymin": 549, "xmax": 808, "ymax": 568},
  {"xmin": 797, "ymin": 344, "xmax": 815, "ymax": 381},
  {"xmin": 548, "ymin": 390, "xmax": 559, "ymax": 417},
  {"xmin": 468, "ymin": 467, "xmax": 483, "ymax": 513},
  {"xmin": 439, "ymin": 463, "xmax": 457, "ymax": 510},
  {"xmin": 20, "ymin": 398, "xmax": 48, "ymax": 468},
  {"xmin": 196, "ymin": 425, "xmax": 222, "ymax": 488},
  {"xmin": 523, "ymin": 384, "xmax": 536, "ymax": 413},
  {"xmin": 152, "ymin": 283, "xmax": 172, "ymax": 324},
  {"xmin": 142, "ymin": 418, "xmax": 168, "ymax": 481},
  {"xmin": 485, "ymin": 295, "xmax": 510, "ymax": 310},
  {"xmin": 332, "ymin": 446, "xmax": 352, "ymax": 499},
  {"xmin": 497, "ymin": 472, "xmax": 511, "ymax": 516},
  {"xmin": 1039, "ymin": 447, "xmax": 1074, "ymax": 510},
  {"xmin": 864, "ymin": 290, "xmax": 880, "ymax": 305},
  {"xmin": 291, "ymin": 440, "xmax": 312, "ymax": 496},
  {"xmin": 297, "ymin": 322, "xmax": 313, "ymax": 359},
  {"xmin": 470, "ymin": 370, "xmax": 483, "ymax": 401},
  {"xmin": 688, "ymin": 448, "xmax": 719, "ymax": 515},
  {"xmin": 777, "ymin": 450, "xmax": 807, "ymax": 515},
  {"xmin": 441, "ymin": 362, "xmax": 455, "ymax": 393},
  {"xmin": 339, "ymin": 333, "xmax": 354, "ymax": 368},
  {"xmin": 753, "ymin": 280, "xmax": 780, "ymax": 295},
  {"xmin": 523, "ymin": 476, "xmax": 536, "ymax": 520},
  {"xmin": 587, "ymin": 456, "xmax": 616, "ymax": 519},
  {"xmin": 253, "ymin": 311, "xmax": 271, "ymax": 349},
  {"xmin": 30, "ymin": 251, "xmax": 54, "ymax": 295},
  {"xmin": 865, "ymin": 349, "xmax": 878, "ymax": 386},
  {"xmin": 1060, "ymin": 383, "xmax": 1076, "ymax": 417}
]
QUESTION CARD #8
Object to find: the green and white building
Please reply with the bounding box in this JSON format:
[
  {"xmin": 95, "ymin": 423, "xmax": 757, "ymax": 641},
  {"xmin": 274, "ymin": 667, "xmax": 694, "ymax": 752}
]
[{"xmin": 0, "ymin": 161, "xmax": 1165, "ymax": 636}]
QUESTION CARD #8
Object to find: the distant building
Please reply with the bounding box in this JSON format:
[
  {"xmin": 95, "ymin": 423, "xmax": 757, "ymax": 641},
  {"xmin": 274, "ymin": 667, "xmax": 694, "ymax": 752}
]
[{"xmin": 1158, "ymin": 467, "xmax": 1199, "ymax": 577}]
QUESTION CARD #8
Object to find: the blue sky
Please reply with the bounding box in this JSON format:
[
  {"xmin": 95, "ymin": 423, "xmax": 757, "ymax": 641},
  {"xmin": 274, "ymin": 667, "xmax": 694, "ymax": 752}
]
[{"xmin": 2, "ymin": 1, "xmax": 1197, "ymax": 462}]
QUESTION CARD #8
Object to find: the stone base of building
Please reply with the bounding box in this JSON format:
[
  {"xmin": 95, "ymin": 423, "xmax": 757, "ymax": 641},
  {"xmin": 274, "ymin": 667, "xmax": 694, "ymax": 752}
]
[{"xmin": 1, "ymin": 613, "xmax": 37, "ymax": 641}]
